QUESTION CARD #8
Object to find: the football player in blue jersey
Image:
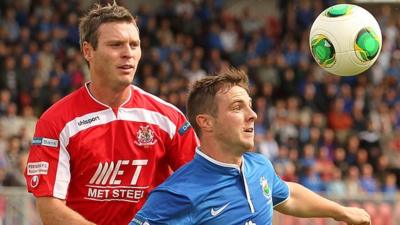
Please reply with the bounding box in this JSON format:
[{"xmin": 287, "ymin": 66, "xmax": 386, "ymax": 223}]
[{"xmin": 129, "ymin": 68, "xmax": 371, "ymax": 225}]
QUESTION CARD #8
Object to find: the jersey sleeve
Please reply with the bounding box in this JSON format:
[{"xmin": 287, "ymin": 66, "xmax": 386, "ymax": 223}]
[
  {"xmin": 129, "ymin": 188, "xmax": 192, "ymax": 225},
  {"xmin": 266, "ymin": 160, "xmax": 290, "ymax": 207},
  {"xmin": 24, "ymin": 117, "xmax": 70, "ymax": 199},
  {"xmin": 167, "ymin": 114, "xmax": 198, "ymax": 171}
]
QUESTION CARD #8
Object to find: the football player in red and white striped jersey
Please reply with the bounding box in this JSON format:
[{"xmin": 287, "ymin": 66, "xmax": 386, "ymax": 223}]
[{"xmin": 24, "ymin": 2, "xmax": 198, "ymax": 225}]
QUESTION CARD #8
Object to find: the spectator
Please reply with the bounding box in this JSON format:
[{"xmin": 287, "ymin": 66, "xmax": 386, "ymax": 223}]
[
  {"xmin": 333, "ymin": 147, "xmax": 350, "ymax": 176},
  {"xmin": 326, "ymin": 168, "xmax": 347, "ymax": 197},
  {"xmin": 328, "ymin": 97, "xmax": 353, "ymax": 142},
  {"xmin": 1, "ymin": 57, "xmax": 18, "ymax": 100},
  {"xmin": 299, "ymin": 165, "xmax": 326, "ymax": 193},
  {"xmin": 345, "ymin": 166, "xmax": 363, "ymax": 196},
  {"xmin": 360, "ymin": 164, "xmax": 379, "ymax": 194},
  {"xmin": 0, "ymin": 89, "xmax": 11, "ymax": 116},
  {"xmin": 257, "ymin": 131, "xmax": 279, "ymax": 160},
  {"xmin": 382, "ymin": 173, "xmax": 397, "ymax": 197},
  {"xmin": 0, "ymin": 103, "xmax": 23, "ymax": 138},
  {"xmin": 315, "ymin": 146, "xmax": 335, "ymax": 182}
]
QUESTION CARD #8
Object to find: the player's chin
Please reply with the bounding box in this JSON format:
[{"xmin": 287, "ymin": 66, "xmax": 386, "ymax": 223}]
[
  {"xmin": 242, "ymin": 140, "xmax": 255, "ymax": 151},
  {"xmin": 117, "ymin": 76, "xmax": 134, "ymax": 86}
]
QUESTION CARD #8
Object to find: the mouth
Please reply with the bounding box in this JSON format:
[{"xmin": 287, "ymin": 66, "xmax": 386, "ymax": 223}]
[
  {"xmin": 117, "ymin": 64, "xmax": 135, "ymax": 72},
  {"xmin": 243, "ymin": 127, "xmax": 254, "ymax": 133}
]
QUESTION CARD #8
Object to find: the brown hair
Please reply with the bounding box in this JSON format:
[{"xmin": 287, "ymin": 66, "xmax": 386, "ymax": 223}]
[
  {"xmin": 187, "ymin": 68, "xmax": 249, "ymax": 136},
  {"xmin": 79, "ymin": 2, "xmax": 136, "ymax": 50}
]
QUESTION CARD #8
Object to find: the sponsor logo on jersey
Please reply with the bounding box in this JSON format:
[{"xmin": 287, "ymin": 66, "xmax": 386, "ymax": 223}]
[
  {"xmin": 32, "ymin": 137, "xmax": 59, "ymax": 148},
  {"xmin": 31, "ymin": 175, "xmax": 39, "ymax": 188},
  {"xmin": 135, "ymin": 125, "xmax": 157, "ymax": 146},
  {"xmin": 178, "ymin": 121, "xmax": 191, "ymax": 135},
  {"xmin": 130, "ymin": 218, "xmax": 149, "ymax": 225},
  {"xmin": 85, "ymin": 159, "xmax": 149, "ymax": 203},
  {"xmin": 78, "ymin": 116, "xmax": 100, "ymax": 126},
  {"xmin": 260, "ymin": 176, "xmax": 271, "ymax": 201},
  {"xmin": 27, "ymin": 162, "xmax": 49, "ymax": 175},
  {"xmin": 245, "ymin": 221, "xmax": 256, "ymax": 225},
  {"xmin": 211, "ymin": 202, "xmax": 230, "ymax": 217}
]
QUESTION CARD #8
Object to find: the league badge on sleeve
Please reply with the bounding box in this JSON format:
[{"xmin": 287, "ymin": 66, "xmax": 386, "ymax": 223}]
[
  {"xmin": 260, "ymin": 176, "xmax": 271, "ymax": 202},
  {"xmin": 178, "ymin": 121, "xmax": 191, "ymax": 135}
]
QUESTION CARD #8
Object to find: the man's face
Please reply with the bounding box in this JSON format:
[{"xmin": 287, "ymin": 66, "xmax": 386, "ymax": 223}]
[
  {"xmin": 84, "ymin": 21, "xmax": 141, "ymax": 89},
  {"xmin": 212, "ymin": 85, "xmax": 257, "ymax": 154}
]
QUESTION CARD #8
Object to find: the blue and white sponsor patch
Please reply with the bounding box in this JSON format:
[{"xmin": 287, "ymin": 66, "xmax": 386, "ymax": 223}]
[
  {"xmin": 130, "ymin": 217, "xmax": 150, "ymax": 225},
  {"xmin": 178, "ymin": 121, "xmax": 191, "ymax": 135},
  {"xmin": 32, "ymin": 137, "xmax": 59, "ymax": 148}
]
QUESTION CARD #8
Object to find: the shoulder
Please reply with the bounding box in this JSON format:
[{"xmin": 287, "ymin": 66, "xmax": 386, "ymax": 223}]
[
  {"xmin": 244, "ymin": 152, "xmax": 274, "ymax": 169},
  {"xmin": 153, "ymin": 160, "xmax": 209, "ymax": 200},
  {"xmin": 38, "ymin": 87, "xmax": 86, "ymax": 125},
  {"xmin": 40, "ymin": 87, "xmax": 86, "ymax": 117},
  {"xmin": 244, "ymin": 152, "xmax": 271, "ymax": 164},
  {"xmin": 156, "ymin": 160, "xmax": 197, "ymax": 190},
  {"xmin": 132, "ymin": 86, "xmax": 186, "ymax": 121}
]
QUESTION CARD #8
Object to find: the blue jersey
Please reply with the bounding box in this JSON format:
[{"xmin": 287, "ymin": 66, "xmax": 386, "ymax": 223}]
[{"xmin": 130, "ymin": 149, "xmax": 290, "ymax": 225}]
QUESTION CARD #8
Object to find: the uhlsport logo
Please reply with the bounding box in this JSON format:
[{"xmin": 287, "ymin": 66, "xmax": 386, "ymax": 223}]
[
  {"xmin": 135, "ymin": 125, "xmax": 157, "ymax": 146},
  {"xmin": 260, "ymin": 176, "xmax": 271, "ymax": 201},
  {"xmin": 78, "ymin": 116, "xmax": 100, "ymax": 126}
]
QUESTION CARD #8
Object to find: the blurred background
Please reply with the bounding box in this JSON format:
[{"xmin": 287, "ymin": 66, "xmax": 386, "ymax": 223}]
[{"xmin": 0, "ymin": 0, "xmax": 399, "ymax": 224}]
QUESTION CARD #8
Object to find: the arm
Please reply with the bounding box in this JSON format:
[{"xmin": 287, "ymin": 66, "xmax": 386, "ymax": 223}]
[
  {"xmin": 275, "ymin": 182, "xmax": 370, "ymax": 225},
  {"xmin": 168, "ymin": 118, "xmax": 198, "ymax": 170},
  {"xmin": 37, "ymin": 197, "xmax": 96, "ymax": 225}
]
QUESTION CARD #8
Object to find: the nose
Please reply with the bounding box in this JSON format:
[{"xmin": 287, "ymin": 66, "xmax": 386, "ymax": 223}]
[
  {"xmin": 248, "ymin": 107, "xmax": 257, "ymax": 122},
  {"xmin": 121, "ymin": 44, "xmax": 135, "ymax": 59}
]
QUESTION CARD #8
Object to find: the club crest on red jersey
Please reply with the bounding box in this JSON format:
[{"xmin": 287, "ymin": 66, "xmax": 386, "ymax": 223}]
[{"xmin": 135, "ymin": 125, "xmax": 157, "ymax": 146}]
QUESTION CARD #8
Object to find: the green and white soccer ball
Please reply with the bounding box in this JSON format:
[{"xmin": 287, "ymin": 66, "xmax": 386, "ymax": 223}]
[{"xmin": 309, "ymin": 4, "xmax": 382, "ymax": 76}]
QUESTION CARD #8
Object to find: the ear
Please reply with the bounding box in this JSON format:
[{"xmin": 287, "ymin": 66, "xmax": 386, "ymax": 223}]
[
  {"xmin": 196, "ymin": 114, "xmax": 214, "ymax": 133},
  {"xmin": 82, "ymin": 41, "xmax": 93, "ymax": 61}
]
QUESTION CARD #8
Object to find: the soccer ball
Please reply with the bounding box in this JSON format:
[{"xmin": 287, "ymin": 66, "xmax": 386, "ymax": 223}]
[{"xmin": 309, "ymin": 4, "xmax": 382, "ymax": 76}]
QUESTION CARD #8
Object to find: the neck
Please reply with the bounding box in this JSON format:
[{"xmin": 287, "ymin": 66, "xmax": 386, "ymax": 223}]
[
  {"xmin": 199, "ymin": 141, "xmax": 243, "ymax": 167},
  {"xmin": 88, "ymin": 82, "xmax": 131, "ymax": 108}
]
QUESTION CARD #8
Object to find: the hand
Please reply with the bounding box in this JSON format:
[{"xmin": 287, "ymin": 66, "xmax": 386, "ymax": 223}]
[{"xmin": 334, "ymin": 206, "xmax": 371, "ymax": 225}]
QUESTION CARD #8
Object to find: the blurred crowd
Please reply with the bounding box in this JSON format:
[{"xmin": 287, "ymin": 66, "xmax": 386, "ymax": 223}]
[{"xmin": 0, "ymin": 0, "xmax": 399, "ymax": 199}]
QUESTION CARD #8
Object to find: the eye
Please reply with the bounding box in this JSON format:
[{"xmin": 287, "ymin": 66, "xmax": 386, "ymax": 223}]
[
  {"xmin": 110, "ymin": 43, "xmax": 121, "ymax": 47},
  {"xmin": 130, "ymin": 41, "xmax": 140, "ymax": 48},
  {"xmin": 232, "ymin": 105, "xmax": 241, "ymax": 111}
]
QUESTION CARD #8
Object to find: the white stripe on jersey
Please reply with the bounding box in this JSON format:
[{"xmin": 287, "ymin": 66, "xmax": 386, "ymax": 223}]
[
  {"xmin": 118, "ymin": 108, "xmax": 176, "ymax": 139},
  {"xmin": 53, "ymin": 107, "xmax": 177, "ymax": 198},
  {"xmin": 53, "ymin": 140, "xmax": 71, "ymax": 199},
  {"xmin": 54, "ymin": 109, "xmax": 116, "ymax": 198}
]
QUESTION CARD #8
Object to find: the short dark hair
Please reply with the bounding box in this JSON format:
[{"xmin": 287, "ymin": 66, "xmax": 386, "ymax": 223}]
[
  {"xmin": 79, "ymin": 2, "xmax": 136, "ymax": 50},
  {"xmin": 187, "ymin": 68, "xmax": 249, "ymax": 137}
]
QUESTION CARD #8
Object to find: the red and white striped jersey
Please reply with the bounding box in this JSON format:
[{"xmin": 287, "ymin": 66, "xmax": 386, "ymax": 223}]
[{"xmin": 24, "ymin": 83, "xmax": 198, "ymax": 225}]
